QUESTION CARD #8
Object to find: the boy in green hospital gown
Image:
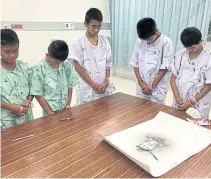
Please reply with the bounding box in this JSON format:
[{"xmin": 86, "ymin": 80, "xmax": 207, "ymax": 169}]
[
  {"xmin": 30, "ymin": 40, "xmax": 79, "ymax": 116},
  {"xmin": 1, "ymin": 29, "xmax": 34, "ymax": 129}
]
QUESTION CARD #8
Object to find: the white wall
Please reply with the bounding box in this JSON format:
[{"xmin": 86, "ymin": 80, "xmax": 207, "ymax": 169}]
[
  {"xmin": 1, "ymin": 0, "xmax": 110, "ymax": 66},
  {"xmin": 1, "ymin": 0, "xmax": 110, "ymax": 118},
  {"xmin": 1, "ymin": 0, "xmax": 110, "ymax": 22},
  {"xmin": 14, "ymin": 30, "xmax": 111, "ymax": 66}
]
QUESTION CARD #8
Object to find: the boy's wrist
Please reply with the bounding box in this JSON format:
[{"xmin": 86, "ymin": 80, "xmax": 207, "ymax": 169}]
[
  {"xmin": 175, "ymin": 98, "xmax": 182, "ymax": 104},
  {"xmin": 139, "ymin": 80, "xmax": 146, "ymax": 88},
  {"xmin": 105, "ymin": 77, "xmax": 109, "ymax": 82},
  {"xmin": 46, "ymin": 109, "xmax": 54, "ymax": 115},
  {"xmin": 91, "ymin": 82, "xmax": 97, "ymax": 90}
]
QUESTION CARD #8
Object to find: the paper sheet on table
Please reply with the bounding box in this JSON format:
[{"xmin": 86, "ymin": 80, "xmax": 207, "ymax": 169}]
[{"xmin": 104, "ymin": 111, "xmax": 211, "ymax": 177}]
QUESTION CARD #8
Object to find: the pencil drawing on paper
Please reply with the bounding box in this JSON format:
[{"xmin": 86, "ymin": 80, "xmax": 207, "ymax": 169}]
[
  {"xmin": 136, "ymin": 136, "xmax": 167, "ymax": 161},
  {"xmin": 104, "ymin": 111, "xmax": 211, "ymax": 177},
  {"xmin": 136, "ymin": 136, "xmax": 166, "ymax": 151}
]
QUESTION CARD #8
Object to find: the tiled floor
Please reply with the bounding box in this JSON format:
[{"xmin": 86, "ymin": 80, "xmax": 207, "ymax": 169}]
[{"xmin": 32, "ymin": 76, "xmax": 210, "ymax": 119}]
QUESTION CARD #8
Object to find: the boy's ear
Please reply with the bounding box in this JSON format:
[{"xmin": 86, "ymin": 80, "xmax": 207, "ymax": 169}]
[
  {"xmin": 84, "ymin": 21, "xmax": 89, "ymax": 27},
  {"xmin": 46, "ymin": 53, "xmax": 49, "ymax": 57},
  {"xmin": 199, "ymin": 40, "xmax": 203, "ymax": 44}
]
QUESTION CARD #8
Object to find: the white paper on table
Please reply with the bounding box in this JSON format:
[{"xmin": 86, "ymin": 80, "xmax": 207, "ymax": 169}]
[{"xmin": 104, "ymin": 111, "xmax": 211, "ymax": 177}]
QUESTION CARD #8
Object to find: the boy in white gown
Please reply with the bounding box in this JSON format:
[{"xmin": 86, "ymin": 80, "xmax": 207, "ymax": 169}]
[
  {"xmin": 170, "ymin": 27, "xmax": 211, "ymax": 125},
  {"xmin": 69, "ymin": 8, "xmax": 115, "ymax": 104},
  {"xmin": 130, "ymin": 18, "xmax": 173, "ymax": 104}
]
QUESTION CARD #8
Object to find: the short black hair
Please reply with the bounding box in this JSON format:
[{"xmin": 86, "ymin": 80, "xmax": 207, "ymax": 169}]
[
  {"xmin": 85, "ymin": 8, "xmax": 103, "ymax": 24},
  {"xmin": 137, "ymin": 17, "xmax": 157, "ymax": 40},
  {"xmin": 48, "ymin": 40, "xmax": 69, "ymax": 61},
  {"xmin": 1, "ymin": 29, "xmax": 19, "ymax": 46},
  {"xmin": 180, "ymin": 27, "xmax": 202, "ymax": 47}
]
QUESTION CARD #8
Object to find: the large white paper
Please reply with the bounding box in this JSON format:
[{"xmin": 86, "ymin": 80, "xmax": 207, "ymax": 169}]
[{"xmin": 104, "ymin": 112, "xmax": 211, "ymax": 177}]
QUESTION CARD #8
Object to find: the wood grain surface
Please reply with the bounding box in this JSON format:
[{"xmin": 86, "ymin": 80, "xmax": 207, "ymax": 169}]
[{"xmin": 1, "ymin": 93, "xmax": 211, "ymax": 178}]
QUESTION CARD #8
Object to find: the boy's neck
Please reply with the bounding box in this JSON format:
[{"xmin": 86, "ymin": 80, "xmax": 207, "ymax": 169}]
[
  {"xmin": 154, "ymin": 32, "xmax": 161, "ymax": 42},
  {"xmin": 45, "ymin": 57, "xmax": 59, "ymax": 69},
  {"xmin": 86, "ymin": 32, "xmax": 98, "ymax": 46},
  {"xmin": 189, "ymin": 45, "xmax": 203, "ymax": 60},
  {"xmin": 0, "ymin": 59, "xmax": 16, "ymax": 71}
]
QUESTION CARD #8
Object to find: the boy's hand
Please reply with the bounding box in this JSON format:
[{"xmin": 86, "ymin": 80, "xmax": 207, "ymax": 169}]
[
  {"xmin": 138, "ymin": 81, "xmax": 152, "ymax": 95},
  {"xmin": 175, "ymin": 98, "xmax": 182, "ymax": 105},
  {"xmin": 11, "ymin": 104, "xmax": 28, "ymax": 117},
  {"xmin": 22, "ymin": 103, "xmax": 29, "ymax": 109},
  {"xmin": 24, "ymin": 99, "xmax": 32, "ymax": 108},
  {"xmin": 96, "ymin": 80, "xmax": 109, "ymax": 94},
  {"xmin": 178, "ymin": 100, "xmax": 191, "ymax": 111},
  {"xmin": 138, "ymin": 81, "xmax": 147, "ymax": 90},
  {"xmin": 91, "ymin": 82, "xmax": 101, "ymax": 92},
  {"xmin": 175, "ymin": 98, "xmax": 182, "ymax": 108},
  {"xmin": 142, "ymin": 87, "xmax": 152, "ymax": 95},
  {"xmin": 64, "ymin": 104, "xmax": 71, "ymax": 112},
  {"xmin": 65, "ymin": 104, "xmax": 71, "ymax": 109},
  {"xmin": 141, "ymin": 83, "xmax": 153, "ymax": 95}
]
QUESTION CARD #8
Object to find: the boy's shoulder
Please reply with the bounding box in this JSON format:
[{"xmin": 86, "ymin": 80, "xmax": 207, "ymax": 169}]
[
  {"xmin": 15, "ymin": 60, "xmax": 32, "ymax": 76},
  {"xmin": 63, "ymin": 60, "xmax": 72, "ymax": 67},
  {"xmin": 75, "ymin": 34, "xmax": 108, "ymax": 41},
  {"xmin": 71, "ymin": 36, "xmax": 85, "ymax": 50},
  {"xmin": 16, "ymin": 60, "xmax": 30, "ymax": 68},
  {"xmin": 73, "ymin": 35, "xmax": 110, "ymax": 48},
  {"xmin": 202, "ymin": 46, "xmax": 211, "ymax": 57},
  {"xmin": 74, "ymin": 36, "xmax": 85, "ymax": 43},
  {"xmin": 98, "ymin": 35, "xmax": 109, "ymax": 42},
  {"xmin": 32, "ymin": 59, "xmax": 47, "ymax": 73},
  {"xmin": 62, "ymin": 60, "xmax": 74, "ymax": 72},
  {"xmin": 174, "ymin": 48, "xmax": 187, "ymax": 58},
  {"xmin": 161, "ymin": 34, "xmax": 173, "ymax": 45},
  {"xmin": 16, "ymin": 60, "xmax": 32, "ymax": 72},
  {"xmin": 201, "ymin": 46, "xmax": 211, "ymax": 66},
  {"xmin": 33, "ymin": 59, "xmax": 46, "ymax": 67},
  {"xmin": 134, "ymin": 38, "xmax": 145, "ymax": 48}
]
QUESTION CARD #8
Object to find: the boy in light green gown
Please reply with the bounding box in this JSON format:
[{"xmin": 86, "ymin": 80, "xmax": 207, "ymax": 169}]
[
  {"xmin": 1, "ymin": 29, "xmax": 34, "ymax": 129},
  {"xmin": 30, "ymin": 40, "xmax": 79, "ymax": 116}
]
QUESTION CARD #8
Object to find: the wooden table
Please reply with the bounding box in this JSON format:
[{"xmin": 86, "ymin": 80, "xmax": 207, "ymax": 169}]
[{"xmin": 1, "ymin": 93, "xmax": 211, "ymax": 178}]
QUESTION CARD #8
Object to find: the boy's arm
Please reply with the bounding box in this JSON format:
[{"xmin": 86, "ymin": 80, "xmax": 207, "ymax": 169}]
[
  {"xmin": 134, "ymin": 67, "xmax": 147, "ymax": 89},
  {"xmin": 74, "ymin": 60, "xmax": 98, "ymax": 90},
  {"xmin": 191, "ymin": 57, "xmax": 211, "ymax": 105},
  {"xmin": 98, "ymin": 38, "xmax": 112, "ymax": 93},
  {"xmin": 104, "ymin": 67, "xmax": 110, "ymax": 85},
  {"xmin": 30, "ymin": 65, "xmax": 53, "ymax": 115},
  {"xmin": 152, "ymin": 69, "xmax": 168, "ymax": 87},
  {"xmin": 97, "ymin": 68, "xmax": 110, "ymax": 93},
  {"xmin": 178, "ymin": 84, "xmax": 211, "ymax": 111},
  {"xmin": 129, "ymin": 39, "xmax": 151, "ymax": 94},
  {"xmin": 134, "ymin": 67, "xmax": 154, "ymax": 94},
  {"xmin": 170, "ymin": 74, "xmax": 182, "ymax": 104},
  {"xmin": 192, "ymin": 84, "xmax": 211, "ymax": 104},
  {"xmin": 23, "ymin": 96, "xmax": 34, "ymax": 109},
  {"xmin": 1, "ymin": 101, "xmax": 16, "ymax": 111},
  {"xmin": 153, "ymin": 41, "xmax": 173, "ymax": 88},
  {"xmin": 27, "ymin": 96, "xmax": 34, "ymax": 101},
  {"xmin": 105, "ymin": 37, "xmax": 112, "ymax": 81},
  {"xmin": 35, "ymin": 96, "xmax": 54, "ymax": 115},
  {"xmin": 1, "ymin": 101, "xmax": 28, "ymax": 116},
  {"xmin": 106, "ymin": 68, "xmax": 110, "ymax": 79}
]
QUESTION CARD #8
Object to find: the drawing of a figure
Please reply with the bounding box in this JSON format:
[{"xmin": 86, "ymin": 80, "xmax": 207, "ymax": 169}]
[{"xmin": 136, "ymin": 136, "xmax": 166, "ymax": 161}]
